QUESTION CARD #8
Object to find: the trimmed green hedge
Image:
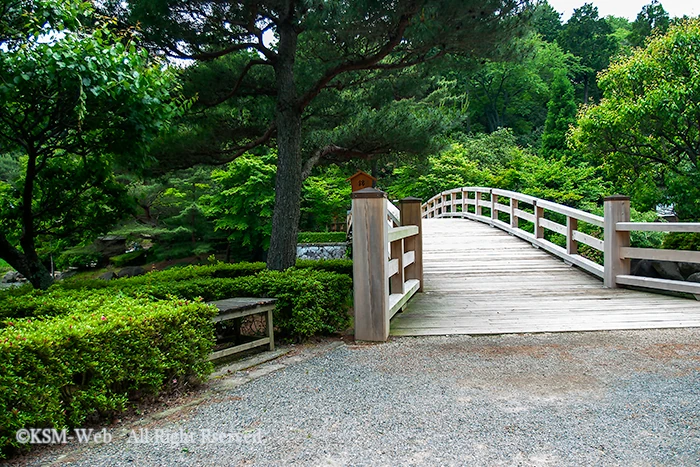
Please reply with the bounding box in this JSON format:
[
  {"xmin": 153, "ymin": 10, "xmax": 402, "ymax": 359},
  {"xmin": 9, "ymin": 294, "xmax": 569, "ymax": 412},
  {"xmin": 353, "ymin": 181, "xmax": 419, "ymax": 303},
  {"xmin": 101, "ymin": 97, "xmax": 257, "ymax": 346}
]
[
  {"xmin": 0, "ymin": 296, "xmax": 216, "ymax": 458},
  {"xmin": 1, "ymin": 261, "xmax": 354, "ymax": 337},
  {"xmin": 297, "ymin": 232, "xmax": 347, "ymax": 243}
]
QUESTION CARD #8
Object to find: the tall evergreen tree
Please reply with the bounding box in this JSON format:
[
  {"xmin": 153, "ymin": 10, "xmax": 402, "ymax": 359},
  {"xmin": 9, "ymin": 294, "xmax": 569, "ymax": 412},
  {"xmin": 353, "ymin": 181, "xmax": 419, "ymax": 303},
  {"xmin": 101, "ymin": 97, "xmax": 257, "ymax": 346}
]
[
  {"xmin": 557, "ymin": 3, "xmax": 617, "ymax": 104},
  {"xmin": 629, "ymin": 0, "xmax": 670, "ymax": 48},
  {"xmin": 540, "ymin": 69, "xmax": 577, "ymax": 159}
]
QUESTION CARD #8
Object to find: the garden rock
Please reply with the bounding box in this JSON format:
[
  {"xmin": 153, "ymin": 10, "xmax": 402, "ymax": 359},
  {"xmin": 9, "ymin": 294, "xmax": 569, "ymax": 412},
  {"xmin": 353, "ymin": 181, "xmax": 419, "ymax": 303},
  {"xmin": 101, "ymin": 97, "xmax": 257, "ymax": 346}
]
[
  {"xmin": 94, "ymin": 235, "xmax": 127, "ymax": 258},
  {"xmin": 98, "ymin": 271, "xmax": 116, "ymax": 281},
  {"xmin": 116, "ymin": 266, "xmax": 145, "ymax": 278},
  {"xmin": 651, "ymin": 260, "xmax": 685, "ymax": 281},
  {"xmin": 296, "ymin": 243, "xmax": 347, "ymax": 260},
  {"xmin": 688, "ymin": 273, "xmax": 700, "ymax": 283},
  {"xmin": 630, "ymin": 259, "xmax": 661, "ymax": 279},
  {"xmin": 2, "ymin": 271, "xmax": 23, "ymax": 283},
  {"xmin": 55, "ymin": 270, "xmax": 77, "ymax": 281},
  {"xmin": 678, "ymin": 262, "xmax": 700, "ymax": 279}
]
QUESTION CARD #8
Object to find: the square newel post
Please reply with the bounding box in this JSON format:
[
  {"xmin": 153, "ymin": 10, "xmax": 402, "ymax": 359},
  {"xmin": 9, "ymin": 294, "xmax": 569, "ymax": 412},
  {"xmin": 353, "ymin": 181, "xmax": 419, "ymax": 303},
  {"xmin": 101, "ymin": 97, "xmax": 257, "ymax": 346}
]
[
  {"xmin": 604, "ymin": 195, "xmax": 631, "ymax": 288},
  {"xmin": 352, "ymin": 188, "xmax": 390, "ymax": 341},
  {"xmin": 400, "ymin": 197, "xmax": 424, "ymax": 292}
]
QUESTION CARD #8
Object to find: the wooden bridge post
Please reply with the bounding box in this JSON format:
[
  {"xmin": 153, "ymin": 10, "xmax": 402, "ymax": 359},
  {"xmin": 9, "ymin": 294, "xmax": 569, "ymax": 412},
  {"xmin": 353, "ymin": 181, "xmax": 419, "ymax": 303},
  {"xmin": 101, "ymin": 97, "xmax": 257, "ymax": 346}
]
[
  {"xmin": 400, "ymin": 197, "xmax": 424, "ymax": 292},
  {"xmin": 604, "ymin": 195, "xmax": 631, "ymax": 288},
  {"xmin": 351, "ymin": 188, "xmax": 390, "ymax": 341},
  {"xmin": 534, "ymin": 201, "xmax": 545, "ymax": 239}
]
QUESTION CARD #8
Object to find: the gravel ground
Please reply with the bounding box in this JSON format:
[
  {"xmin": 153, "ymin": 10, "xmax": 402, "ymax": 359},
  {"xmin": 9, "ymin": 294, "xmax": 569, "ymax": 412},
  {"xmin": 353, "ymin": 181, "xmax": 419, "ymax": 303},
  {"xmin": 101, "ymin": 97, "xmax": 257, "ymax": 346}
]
[{"xmin": 8, "ymin": 329, "xmax": 700, "ymax": 466}]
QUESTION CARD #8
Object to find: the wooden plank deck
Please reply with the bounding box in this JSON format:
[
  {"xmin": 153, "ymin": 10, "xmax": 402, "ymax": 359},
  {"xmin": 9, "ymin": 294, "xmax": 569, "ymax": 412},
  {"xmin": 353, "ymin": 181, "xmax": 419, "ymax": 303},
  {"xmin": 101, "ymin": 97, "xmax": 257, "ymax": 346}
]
[{"xmin": 390, "ymin": 218, "xmax": 700, "ymax": 336}]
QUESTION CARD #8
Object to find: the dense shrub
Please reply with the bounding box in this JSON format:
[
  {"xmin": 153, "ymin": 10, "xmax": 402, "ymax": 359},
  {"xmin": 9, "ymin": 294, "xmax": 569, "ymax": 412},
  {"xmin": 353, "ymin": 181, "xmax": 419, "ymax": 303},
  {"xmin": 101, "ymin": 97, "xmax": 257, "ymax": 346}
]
[
  {"xmin": 109, "ymin": 250, "xmax": 147, "ymax": 267},
  {"xmin": 1, "ymin": 263, "xmax": 354, "ymax": 338},
  {"xmin": 55, "ymin": 245, "xmax": 102, "ymax": 270},
  {"xmin": 0, "ymin": 297, "xmax": 216, "ymax": 458},
  {"xmin": 662, "ymin": 232, "xmax": 700, "ymax": 251},
  {"xmin": 297, "ymin": 232, "xmax": 347, "ymax": 243},
  {"xmin": 296, "ymin": 259, "xmax": 353, "ymax": 276}
]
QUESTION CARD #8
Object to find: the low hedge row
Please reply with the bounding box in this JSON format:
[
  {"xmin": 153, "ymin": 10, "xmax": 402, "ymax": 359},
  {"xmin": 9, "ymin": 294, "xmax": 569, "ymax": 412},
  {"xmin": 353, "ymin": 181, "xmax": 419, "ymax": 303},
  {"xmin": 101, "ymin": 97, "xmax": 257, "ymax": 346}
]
[
  {"xmin": 1, "ymin": 267, "xmax": 354, "ymax": 337},
  {"xmin": 0, "ymin": 296, "xmax": 216, "ymax": 458},
  {"xmin": 297, "ymin": 232, "xmax": 347, "ymax": 243}
]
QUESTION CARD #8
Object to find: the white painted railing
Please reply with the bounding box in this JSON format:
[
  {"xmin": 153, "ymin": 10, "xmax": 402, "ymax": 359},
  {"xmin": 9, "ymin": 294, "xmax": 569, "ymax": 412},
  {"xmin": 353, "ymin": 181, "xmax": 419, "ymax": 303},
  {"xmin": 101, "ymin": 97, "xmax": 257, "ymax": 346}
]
[
  {"xmin": 352, "ymin": 189, "xmax": 423, "ymax": 341},
  {"xmin": 423, "ymin": 188, "xmax": 700, "ymax": 298}
]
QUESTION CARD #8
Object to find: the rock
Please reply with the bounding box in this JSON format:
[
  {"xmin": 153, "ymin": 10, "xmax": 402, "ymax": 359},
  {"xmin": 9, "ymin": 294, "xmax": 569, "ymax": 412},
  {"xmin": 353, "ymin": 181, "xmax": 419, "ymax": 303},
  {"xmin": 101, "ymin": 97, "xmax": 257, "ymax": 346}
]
[
  {"xmin": 296, "ymin": 243, "xmax": 347, "ymax": 260},
  {"xmin": 630, "ymin": 259, "xmax": 661, "ymax": 279},
  {"xmin": 116, "ymin": 266, "xmax": 145, "ymax": 278},
  {"xmin": 688, "ymin": 272, "xmax": 700, "ymax": 283},
  {"xmin": 94, "ymin": 236, "xmax": 127, "ymax": 258},
  {"xmin": 98, "ymin": 271, "xmax": 116, "ymax": 281},
  {"xmin": 651, "ymin": 260, "xmax": 685, "ymax": 282},
  {"xmin": 55, "ymin": 270, "xmax": 77, "ymax": 281},
  {"xmin": 2, "ymin": 271, "xmax": 23, "ymax": 283},
  {"xmin": 678, "ymin": 262, "xmax": 700, "ymax": 279}
]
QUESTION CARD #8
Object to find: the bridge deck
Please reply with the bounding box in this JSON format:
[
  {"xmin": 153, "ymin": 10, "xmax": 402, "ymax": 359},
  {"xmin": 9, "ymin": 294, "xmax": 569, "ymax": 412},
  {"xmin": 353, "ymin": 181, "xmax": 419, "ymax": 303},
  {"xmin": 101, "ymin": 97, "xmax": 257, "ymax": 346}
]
[{"xmin": 391, "ymin": 218, "xmax": 700, "ymax": 336}]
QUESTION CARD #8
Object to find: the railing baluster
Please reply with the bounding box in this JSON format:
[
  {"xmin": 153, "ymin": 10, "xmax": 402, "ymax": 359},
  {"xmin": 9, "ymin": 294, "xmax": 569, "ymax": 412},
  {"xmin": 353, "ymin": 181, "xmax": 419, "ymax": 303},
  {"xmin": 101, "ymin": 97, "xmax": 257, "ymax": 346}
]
[
  {"xmin": 401, "ymin": 197, "xmax": 424, "ymax": 292},
  {"xmin": 566, "ymin": 216, "xmax": 578, "ymax": 255},
  {"xmin": 534, "ymin": 201, "xmax": 544, "ymax": 239}
]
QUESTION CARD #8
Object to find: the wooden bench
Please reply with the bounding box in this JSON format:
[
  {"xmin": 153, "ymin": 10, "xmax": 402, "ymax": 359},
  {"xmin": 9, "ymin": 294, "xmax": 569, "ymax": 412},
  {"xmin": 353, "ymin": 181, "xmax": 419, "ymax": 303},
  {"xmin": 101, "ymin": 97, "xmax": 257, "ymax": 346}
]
[{"xmin": 207, "ymin": 297, "xmax": 276, "ymax": 361}]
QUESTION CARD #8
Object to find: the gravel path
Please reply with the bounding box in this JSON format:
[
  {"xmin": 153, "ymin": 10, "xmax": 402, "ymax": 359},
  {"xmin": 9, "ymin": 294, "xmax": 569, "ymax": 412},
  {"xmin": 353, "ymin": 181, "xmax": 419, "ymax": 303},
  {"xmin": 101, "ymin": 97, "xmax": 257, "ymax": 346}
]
[{"xmin": 9, "ymin": 329, "xmax": 700, "ymax": 466}]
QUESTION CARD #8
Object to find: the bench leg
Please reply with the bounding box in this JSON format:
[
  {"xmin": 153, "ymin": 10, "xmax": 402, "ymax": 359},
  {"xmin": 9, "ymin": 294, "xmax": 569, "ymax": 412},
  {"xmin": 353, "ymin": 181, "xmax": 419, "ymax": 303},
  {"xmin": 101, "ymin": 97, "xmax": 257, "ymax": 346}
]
[{"xmin": 266, "ymin": 309, "xmax": 275, "ymax": 351}]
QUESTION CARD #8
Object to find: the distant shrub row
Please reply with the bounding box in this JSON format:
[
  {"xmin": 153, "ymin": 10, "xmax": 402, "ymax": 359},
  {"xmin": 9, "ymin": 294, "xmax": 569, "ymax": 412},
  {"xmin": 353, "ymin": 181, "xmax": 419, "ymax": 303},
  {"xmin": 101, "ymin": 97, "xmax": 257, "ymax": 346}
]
[{"xmin": 297, "ymin": 232, "xmax": 347, "ymax": 243}]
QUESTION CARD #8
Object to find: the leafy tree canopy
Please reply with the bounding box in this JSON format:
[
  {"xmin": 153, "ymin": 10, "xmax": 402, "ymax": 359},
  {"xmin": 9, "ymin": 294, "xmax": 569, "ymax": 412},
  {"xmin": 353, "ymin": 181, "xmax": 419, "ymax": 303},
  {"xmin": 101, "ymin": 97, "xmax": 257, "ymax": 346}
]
[
  {"xmin": 0, "ymin": 0, "xmax": 181, "ymax": 288},
  {"xmin": 572, "ymin": 19, "xmax": 700, "ymax": 219}
]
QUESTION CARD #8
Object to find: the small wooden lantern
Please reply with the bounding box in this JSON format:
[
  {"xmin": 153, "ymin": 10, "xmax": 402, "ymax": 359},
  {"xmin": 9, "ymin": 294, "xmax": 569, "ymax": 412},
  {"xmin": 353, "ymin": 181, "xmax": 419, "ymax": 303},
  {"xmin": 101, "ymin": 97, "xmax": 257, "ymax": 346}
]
[{"xmin": 346, "ymin": 170, "xmax": 377, "ymax": 192}]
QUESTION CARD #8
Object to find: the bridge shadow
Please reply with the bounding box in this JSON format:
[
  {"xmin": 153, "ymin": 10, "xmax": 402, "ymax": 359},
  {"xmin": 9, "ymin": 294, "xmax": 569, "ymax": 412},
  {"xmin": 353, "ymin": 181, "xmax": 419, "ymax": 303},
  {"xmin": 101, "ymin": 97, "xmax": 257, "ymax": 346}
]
[{"xmin": 391, "ymin": 219, "xmax": 700, "ymax": 336}]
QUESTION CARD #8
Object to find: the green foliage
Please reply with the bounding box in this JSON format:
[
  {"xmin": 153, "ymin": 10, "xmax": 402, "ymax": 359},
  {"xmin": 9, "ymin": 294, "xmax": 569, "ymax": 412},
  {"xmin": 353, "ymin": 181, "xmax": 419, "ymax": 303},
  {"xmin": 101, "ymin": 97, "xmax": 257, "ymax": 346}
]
[
  {"xmin": 295, "ymin": 259, "xmax": 354, "ymax": 276},
  {"xmin": 110, "ymin": 250, "xmax": 147, "ymax": 268},
  {"xmin": 531, "ymin": 1, "xmax": 562, "ymax": 42},
  {"xmin": 0, "ymin": 0, "xmax": 182, "ymax": 288},
  {"xmin": 466, "ymin": 35, "xmax": 576, "ymax": 141},
  {"xmin": 298, "ymin": 232, "xmax": 347, "ymax": 244},
  {"xmin": 495, "ymin": 153, "xmax": 608, "ymax": 208},
  {"xmin": 55, "ymin": 245, "xmax": 102, "ymax": 270},
  {"xmin": 572, "ymin": 19, "xmax": 700, "ymax": 219},
  {"xmin": 201, "ymin": 151, "xmax": 276, "ymax": 261},
  {"xmin": 629, "ymin": 0, "xmax": 670, "ymax": 48},
  {"xmin": 2, "ymin": 260, "xmax": 354, "ymax": 337},
  {"xmin": 557, "ymin": 3, "xmax": 618, "ymax": 103},
  {"xmin": 0, "ymin": 296, "xmax": 216, "ymax": 458},
  {"xmin": 540, "ymin": 69, "xmax": 577, "ymax": 159},
  {"xmin": 662, "ymin": 233, "xmax": 700, "ymax": 251},
  {"xmin": 387, "ymin": 129, "xmax": 608, "ymax": 210},
  {"xmin": 300, "ymin": 166, "xmax": 352, "ymax": 232}
]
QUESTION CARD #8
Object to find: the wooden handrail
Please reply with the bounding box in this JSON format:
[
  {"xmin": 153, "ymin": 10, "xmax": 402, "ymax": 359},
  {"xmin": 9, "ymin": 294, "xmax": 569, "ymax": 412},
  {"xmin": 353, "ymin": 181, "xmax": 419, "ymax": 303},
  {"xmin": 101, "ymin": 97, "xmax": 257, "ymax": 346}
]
[
  {"xmin": 422, "ymin": 187, "xmax": 700, "ymax": 298},
  {"xmin": 351, "ymin": 189, "xmax": 423, "ymax": 341}
]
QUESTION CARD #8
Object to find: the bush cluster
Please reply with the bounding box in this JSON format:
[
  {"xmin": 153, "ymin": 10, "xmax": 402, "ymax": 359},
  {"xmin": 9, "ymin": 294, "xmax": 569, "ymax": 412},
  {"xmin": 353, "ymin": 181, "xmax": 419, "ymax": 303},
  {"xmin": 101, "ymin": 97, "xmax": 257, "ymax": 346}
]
[
  {"xmin": 0, "ymin": 296, "xmax": 216, "ymax": 458},
  {"xmin": 297, "ymin": 232, "xmax": 348, "ymax": 243}
]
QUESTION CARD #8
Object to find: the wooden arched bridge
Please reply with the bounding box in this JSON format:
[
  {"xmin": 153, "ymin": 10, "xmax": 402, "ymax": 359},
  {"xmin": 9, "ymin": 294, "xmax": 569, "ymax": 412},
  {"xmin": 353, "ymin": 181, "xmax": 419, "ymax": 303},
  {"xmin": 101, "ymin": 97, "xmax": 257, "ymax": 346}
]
[{"xmin": 350, "ymin": 187, "xmax": 700, "ymax": 341}]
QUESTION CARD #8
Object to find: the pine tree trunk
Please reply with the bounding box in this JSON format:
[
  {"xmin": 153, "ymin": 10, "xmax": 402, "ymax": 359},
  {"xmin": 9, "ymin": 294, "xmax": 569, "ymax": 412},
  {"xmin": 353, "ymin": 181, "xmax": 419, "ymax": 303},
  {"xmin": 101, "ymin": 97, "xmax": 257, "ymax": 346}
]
[{"xmin": 267, "ymin": 14, "xmax": 302, "ymax": 271}]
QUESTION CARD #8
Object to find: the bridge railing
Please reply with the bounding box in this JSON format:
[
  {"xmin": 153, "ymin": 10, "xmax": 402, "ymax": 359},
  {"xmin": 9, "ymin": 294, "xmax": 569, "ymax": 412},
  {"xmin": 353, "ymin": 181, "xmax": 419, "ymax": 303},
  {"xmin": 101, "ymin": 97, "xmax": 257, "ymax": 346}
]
[
  {"xmin": 423, "ymin": 188, "xmax": 700, "ymax": 298},
  {"xmin": 352, "ymin": 188, "xmax": 423, "ymax": 341}
]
